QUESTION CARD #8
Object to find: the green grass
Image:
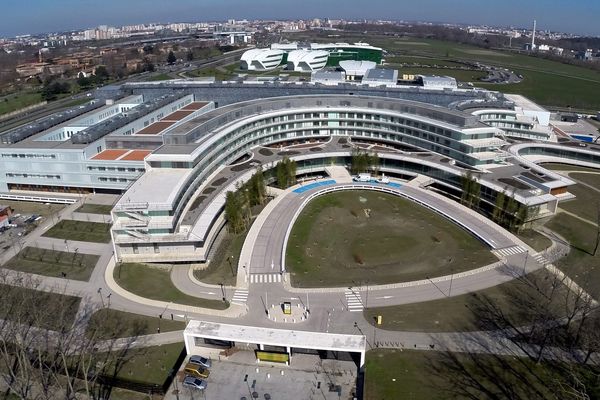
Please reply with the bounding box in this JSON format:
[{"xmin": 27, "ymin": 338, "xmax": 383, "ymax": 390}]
[
  {"xmin": 286, "ymin": 191, "xmax": 496, "ymax": 288},
  {"xmin": 0, "ymin": 91, "xmax": 43, "ymax": 116},
  {"xmin": 570, "ymin": 172, "xmax": 600, "ymax": 190},
  {"xmin": 385, "ymin": 56, "xmax": 466, "ymax": 67},
  {"xmin": 517, "ymin": 229, "xmax": 552, "ymax": 252},
  {"xmin": 114, "ymin": 263, "xmax": 228, "ymax": 309},
  {"xmin": 541, "ymin": 163, "xmax": 600, "ymax": 172},
  {"xmin": 86, "ymin": 309, "xmax": 185, "ymax": 340},
  {"xmin": 108, "ymin": 342, "xmax": 184, "ymax": 386},
  {"xmin": 364, "ymin": 270, "xmax": 554, "ymax": 332},
  {"xmin": 43, "ymin": 220, "xmax": 111, "ymax": 243},
  {"xmin": 559, "ymin": 184, "xmax": 600, "ymax": 223},
  {"xmin": 76, "ymin": 203, "xmax": 114, "ymax": 215},
  {"xmin": 193, "ymin": 232, "xmax": 241, "ymax": 286},
  {"xmin": 188, "ymin": 67, "xmax": 232, "ymax": 81},
  {"xmin": 148, "ymin": 73, "xmax": 172, "ymax": 81},
  {"xmin": 0, "ymin": 284, "xmax": 80, "ymax": 331},
  {"xmin": 365, "ymin": 349, "xmax": 558, "ymax": 400},
  {"xmin": 545, "ymin": 213, "xmax": 600, "ymax": 295},
  {"xmin": 3, "ymin": 247, "xmax": 99, "ymax": 281}
]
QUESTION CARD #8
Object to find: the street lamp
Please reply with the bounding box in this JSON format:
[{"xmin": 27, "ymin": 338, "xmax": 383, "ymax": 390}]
[{"xmin": 220, "ymin": 283, "xmax": 226, "ymax": 302}]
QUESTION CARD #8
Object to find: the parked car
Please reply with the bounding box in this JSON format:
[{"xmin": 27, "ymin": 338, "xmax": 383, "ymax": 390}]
[
  {"xmin": 184, "ymin": 363, "xmax": 210, "ymax": 379},
  {"xmin": 189, "ymin": 355, "xmax": 212, "ymax": 368},
  {"xmin": 182, "ymin": 376, "xmax": 207, "ymax": 391}
]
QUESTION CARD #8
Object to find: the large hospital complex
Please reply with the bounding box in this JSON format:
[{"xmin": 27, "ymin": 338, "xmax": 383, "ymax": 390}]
[{"xmin": 2, "ymin": 44, "xmax": 600, "ymax": 264}]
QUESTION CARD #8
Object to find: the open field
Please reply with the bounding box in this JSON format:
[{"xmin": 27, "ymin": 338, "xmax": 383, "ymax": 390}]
[
  {"xmin": 148, "ymin": 73, "xmax": 172, "ymax": 81},
  {"xmin": 0, "ymin": 92, "xmax": 43, "ymax": 116},
  {"xmin": 546, "ymin": 213, "xmax": 600, "ymax": 295},
  {"xmin": 570, "ymin": 172, "xmax": 600, "ymax": 189},
  {"xmin": 286, "ymin": 191, "xmax": 496, "ymax": 288},
  {"xmin": 559, "ymin": 183, "xmax": 600, "ymax": 223},
  {"xmin": 86, "ymin": 309, "xmax": 185, "ymax": 340},
  {"xmin": 76, "ymin": 203, "xmax": 114, "ymax": 215},
  {"xmin": 365, "ymin": 349, "xmax": 557, "ymax": 400},
  {"xmin": 364, "ymin": 270, "xmax": 555, "ymax": 332},
  {"xmin": 43, "ymin": 220, "xmax": 111, "ymax": 243},
  {"xmin": 3, "ymin": 247, "xmax": 99, "ymax": 281},
  {"xmin": 542, "ymin": 163, "xmax": 600, "ymax": 172},
  {"xmin": 114, "ymin": 263, "xmax": 228, "ymax": 309}
]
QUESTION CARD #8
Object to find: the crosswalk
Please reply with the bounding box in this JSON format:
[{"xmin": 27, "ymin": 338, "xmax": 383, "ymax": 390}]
[
  {"xmin": 249, "ymin": 273, "xmax": 283, "ymax": 284},
  {"xmin": 532, "ymin": 252, "xmax": 549, "ymax": 265},
  {"xmin": 231, "ymin": 289, "xmax": 249, "ymax": 305},
  {"xmin": 494, "ymin": 245, "xmax": 527, "ymax": 257},
  {"xmin": 345, "ymin": 289, "xmax": 364, "ymax": 312}
]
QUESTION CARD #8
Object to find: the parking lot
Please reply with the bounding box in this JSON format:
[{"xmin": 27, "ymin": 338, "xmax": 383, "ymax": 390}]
[{"xmin": 166, "ymin": 350, "xmax": 359, "ymax": 400}]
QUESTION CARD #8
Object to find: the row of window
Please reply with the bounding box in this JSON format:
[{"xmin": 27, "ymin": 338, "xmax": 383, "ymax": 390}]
[
  {"xmin": 6, "ymin": 173, "xmax": 60, "ymax": 179},
  {"xmin": 87, "ymin": 166, "xmax": 145, "ymax": 173},
  {"xmin": 98, "ymin": 177, "xmax": 136, "ymax": 183},
  {"xmin": 1, "ymin": 153, "xmax": 56, "ymax": 159}
]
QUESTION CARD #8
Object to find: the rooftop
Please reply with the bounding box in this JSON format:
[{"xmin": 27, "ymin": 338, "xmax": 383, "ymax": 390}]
[
  {"xmin": 505, "ymin": 94, "xmax": 549, "ymax": 113},
  {"xmin": 117, "ymin": 167, "xmax": 191, "ymax": 207},
  {"xmin": 184, "ymin": 320, "xmax": 366, "ymax": 353}
]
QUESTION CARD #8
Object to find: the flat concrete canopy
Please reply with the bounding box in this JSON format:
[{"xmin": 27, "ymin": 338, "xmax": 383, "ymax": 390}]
[{"xmin": 184, "ymin": 320, "xmax": 367, "ymax": 365}]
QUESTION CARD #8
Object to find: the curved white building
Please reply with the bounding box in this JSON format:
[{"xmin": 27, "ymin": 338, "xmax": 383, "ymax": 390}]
[
  {"xmin": 240, "ymin": 49, "xmax": 285, "ymax": 71},
  {"xmin": 286, "ymin": 50, "xmax": 329, "ymax": 72},
  {"xmin": 339, "ymin": 60, "xmax": 377, "ymax": 79}
]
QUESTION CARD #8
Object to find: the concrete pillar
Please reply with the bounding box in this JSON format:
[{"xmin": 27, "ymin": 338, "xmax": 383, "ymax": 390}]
[
  {"xmin": 359, "ymin": 351, "xmax": 365, "ymax": 367},
  {"xmin": 183, "ymin": 333, "xmax": 194, "ymax": 355},
  {"xmin": 259, "ymin": 343, "xmax": 264, "ymax": 351}
]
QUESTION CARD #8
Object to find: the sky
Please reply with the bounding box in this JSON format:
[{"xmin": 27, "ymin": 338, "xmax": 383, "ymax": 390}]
[{"xmin": 2, "ymin": 0, "xmax": 600, "ymax": 37}]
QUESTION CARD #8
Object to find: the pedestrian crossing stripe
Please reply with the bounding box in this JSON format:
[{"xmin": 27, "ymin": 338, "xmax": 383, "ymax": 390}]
[
  {"xmin": 494, "ymin": 245, "xmax": 527, "ymax": 257},
  {"xmin": 249, "ymin": 274, "xmax": 283, "ymax": 284},
  {"xmin": 231, "ymin": 289, "xmax": 249, "ymax": 305},
  {"xmin": 345, "ymin": 290, "xmax": 364, "ymax": 312}
]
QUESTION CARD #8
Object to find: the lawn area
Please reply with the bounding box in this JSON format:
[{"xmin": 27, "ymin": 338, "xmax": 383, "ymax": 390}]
[
  {"xmin": 286, "ymin": 191, "xmax": 496, "ymax": 288},
  {"xmin": 559, "ymin": 183, "xmax": 600, "ymax": 223},
  {"xmin": 570, "ymin": 172, "xmax": 600, "ymax": 190},
  {"xmin": 188, "ymin": 67, "xmax": 231, "ymax": 81},
  {"xmin": 76, "ymin": 203, "xmax": 114, "ymax": 215},
  {"xmin": 148, "ymin": 73, "xmax": 172, "ymax": 81},
  {"xmin": 86, "ymin": 309, "xmax": 185, "ymax": 340},
  {"xmin": 114, "ymin": 263, "xmax": 228, "ymax": 309},
  {"xmin": 43, "ymin": 220, "xmax": 111, "ymax": 243},
  {"xmin": 108, "ymin": 342, "xmax": 184, "ymax": 386},
  {"xmin": 0, "ymin": 200, "xmax": 65, "ymax": 218},
  {"xmin": 0, "ymin": 91, "xmax": 43, "ymax": 116},
  {"xmin": 517, "ymin": 229, "xmax": 552, "ymax": 252},
  {"xmin": 3, "ymin": 247, "xmax": 99, "ymax": 281},
  {"xmin": 365, "ymin": 349, "xmax": 557, "ymax": 400},
  {"xmin": 541, "ymin": 163, "xmax": 600, "ymax": 172},
  {"xmin": 545, "ymin": 213, "xmax": 600, "ymax": 295},
  {"xmin": 364, "ymin": 270, "xmax": 554, "ymax": 332},
  {"xmin": 385, "ymin": 56, "xmax": 466, "ymax": 67},
  {"xmin": 193, "ymin": 231, "xmax": 240, "ymax": 286},
  {"xmin": 0, "ymin": 284, "xmax": 80, "ymax": 331}
]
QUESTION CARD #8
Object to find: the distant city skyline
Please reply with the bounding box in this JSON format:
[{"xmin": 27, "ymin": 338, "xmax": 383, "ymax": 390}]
[{"xmin": 2, "ymin": 0, "xmax": 600, "ymax": 38}]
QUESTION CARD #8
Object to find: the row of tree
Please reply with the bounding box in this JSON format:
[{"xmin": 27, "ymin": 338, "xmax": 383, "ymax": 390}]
[
  {"xmin": 350, "ymin": 148, "xmax": 379, "ymax": 175},
  {"xmin": 224, "ymin": 167, "xmax": 267, "ymax": 234},
  {"xmin": 275, "ymin": 157, "xmax": 297, "ymax": 189},
  {"xmin": 461, "ymin": 173, "xmax": 535, "ymax": 232}
]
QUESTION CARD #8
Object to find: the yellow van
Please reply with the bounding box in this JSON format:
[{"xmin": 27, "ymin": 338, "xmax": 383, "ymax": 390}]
[{"xmin": 184, "ymin": 363, "xmax": 210, "ymax": 379}]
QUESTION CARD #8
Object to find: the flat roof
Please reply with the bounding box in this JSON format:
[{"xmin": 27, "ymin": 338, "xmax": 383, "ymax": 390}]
[
  {"xmin": 505, "ymin": 94, "xmax": 549, "ymax": 113},
  {"xmin": 120, "ymin": 150, "xmax": 152, "ymax": 161},
  {"xmin": 117, "ymin": 167, "xmax": 191, "ymax": 206},
  {"xmin": 364, "ymin": 68, "xmax": 397, "ymax": 82},
  {"xmin": 164, "ymin": 110, "xmax": 194, "ymax": 121},
  {"xmin": 181, "ymin": 102, "xmax": 210, "ymax": 111},
  {"xmin": 91, "ymin": 149, "xmax": 129, "ymax": 160},
  {"xmin": 136, "ymin": 121, "xmax": 177, "ymax": 135},
  {"xmin": 184, "ymin": 320, "xmax": 366, "ymax": 353}
]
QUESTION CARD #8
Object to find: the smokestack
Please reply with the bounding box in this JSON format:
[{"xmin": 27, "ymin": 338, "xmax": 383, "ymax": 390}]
[{"xmin": 532, "ymin": 20, "xmax": 537, "ymax": 50}]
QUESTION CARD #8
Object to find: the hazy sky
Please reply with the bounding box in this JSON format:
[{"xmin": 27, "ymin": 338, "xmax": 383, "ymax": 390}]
[{"xmin": 2, "ymin": 0, "xmax": 600, "ymax": 37}]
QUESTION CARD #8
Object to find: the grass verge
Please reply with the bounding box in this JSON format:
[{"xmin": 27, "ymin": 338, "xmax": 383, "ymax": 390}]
[
  {"xmin": 114, "ymin": 263, "xmax": 228, "ymax": 309},
  {"xmin": 76, "ymin": 203, "xmax": 114, "ymax": 215},
  {"xmin": 86, "ymin": 309, "xmax": 185, "ymax": 340}
]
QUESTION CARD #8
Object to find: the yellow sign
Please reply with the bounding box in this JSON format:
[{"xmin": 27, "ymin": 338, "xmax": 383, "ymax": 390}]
[
  {"xmin": 256, "ymin": 351, "xmax": 290, "ymax": 363},
  {"xmin": 377, "ymin": 315, "xmax": 383, "ymax": 325},
  {"xmin": 283, "ymin": 302, "xmax": 292, "ymax": 315}
]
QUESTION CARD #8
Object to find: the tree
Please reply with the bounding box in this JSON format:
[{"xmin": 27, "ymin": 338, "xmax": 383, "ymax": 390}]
[
  {"xmin": 429, "ymin": 269, "xmax": 600, "ymax": 400},
  {"xmin": 0, "ymin": 272, "xmax": 140, "ymax": 399},
  {"xmin": 167, "ymin": 51, "xmax": 177, "ymax": 65},
  {"xmin": 94, "ymin": 65, "xmax": 109, "ymax": 81},
  {"xmin": 186, "ymin": 51, "xmax": 194, "ymax": 61}
]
